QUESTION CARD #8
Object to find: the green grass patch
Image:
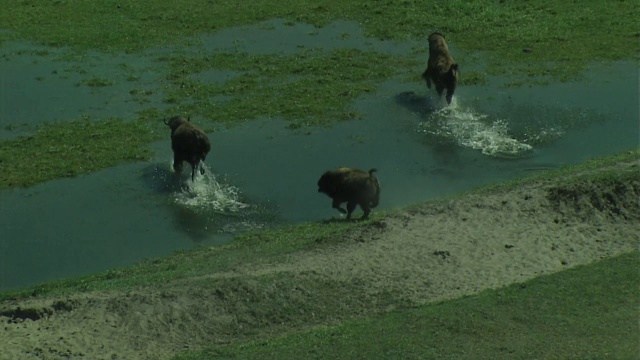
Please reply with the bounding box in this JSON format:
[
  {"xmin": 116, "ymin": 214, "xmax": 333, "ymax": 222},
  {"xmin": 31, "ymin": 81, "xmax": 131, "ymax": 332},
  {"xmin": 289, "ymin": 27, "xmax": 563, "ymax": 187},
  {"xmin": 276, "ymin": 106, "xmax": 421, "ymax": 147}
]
[
  {"xmin": 78, "ymin": 76, "xmax": 113, "ymax": 87},
  {"xmin": 162, "ymin": 49, "xmax": 418, "ymax": 129},
  {"xmin": 174, "ymin": 252, "xmax": 640, "ymax": 360},
  {"xmin": 0, "ymin": 117, "xmax": 156, "ymax": 189}
]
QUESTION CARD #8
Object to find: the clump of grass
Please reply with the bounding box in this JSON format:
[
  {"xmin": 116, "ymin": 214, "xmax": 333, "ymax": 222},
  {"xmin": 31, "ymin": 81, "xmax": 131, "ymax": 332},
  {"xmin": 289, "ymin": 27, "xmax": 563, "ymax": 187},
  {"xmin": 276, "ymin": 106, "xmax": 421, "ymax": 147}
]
[
  {"xmin": 0, "ymin": 117, "xmax": 156, "ymax": 189},
  {"xmin": 78, "ymin": 76, "xmax": 113, "ymax": 87}
]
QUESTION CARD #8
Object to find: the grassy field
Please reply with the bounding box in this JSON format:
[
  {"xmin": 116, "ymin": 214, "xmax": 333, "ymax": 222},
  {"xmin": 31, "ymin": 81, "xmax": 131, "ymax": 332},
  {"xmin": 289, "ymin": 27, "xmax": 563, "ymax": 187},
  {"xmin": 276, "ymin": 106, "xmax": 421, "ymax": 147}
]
[{"xmin": 174, "ymin": 252, "xmax": 639, "ymax": 360}]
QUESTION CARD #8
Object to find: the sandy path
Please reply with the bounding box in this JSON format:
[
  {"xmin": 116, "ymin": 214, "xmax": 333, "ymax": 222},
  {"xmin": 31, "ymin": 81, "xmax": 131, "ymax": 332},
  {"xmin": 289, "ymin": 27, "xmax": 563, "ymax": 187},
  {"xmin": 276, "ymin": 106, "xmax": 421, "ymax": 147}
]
[{"xmin": 1, "ymin": 161, "xmax": 638, "ymax": 360}]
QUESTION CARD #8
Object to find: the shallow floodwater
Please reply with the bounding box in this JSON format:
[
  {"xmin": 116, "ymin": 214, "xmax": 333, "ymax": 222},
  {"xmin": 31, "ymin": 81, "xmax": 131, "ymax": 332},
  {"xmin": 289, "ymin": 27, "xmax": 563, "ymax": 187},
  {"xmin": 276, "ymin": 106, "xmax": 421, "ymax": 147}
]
[
  {"xmin": 0, "ymin": 42, "xmax": 167, "ymax": 140},
  {"xmin": 0, "ymin": 21, "xmax": 638, "ymax": 291}
]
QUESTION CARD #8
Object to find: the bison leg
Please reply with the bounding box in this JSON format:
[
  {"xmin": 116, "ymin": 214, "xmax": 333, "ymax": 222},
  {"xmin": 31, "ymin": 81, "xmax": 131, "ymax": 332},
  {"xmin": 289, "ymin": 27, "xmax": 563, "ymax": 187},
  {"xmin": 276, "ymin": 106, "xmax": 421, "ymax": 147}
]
[
  {"xmin": 422, "ymin": 69, "xmax": 432, "ymax": 89},
  {"xmin": 189, "ymin": 160, "xmax": 206, "ymax": 182},
  {"xmin": 445, "ymin": 92, "xmax": 453, "ymax": 105},
  {"xmin": 173, "ymin": 156, "xmax": 184, "ymax": 175},
  {"xmin": 445, "ymin": 86, "xmax": 455, "ymax": 105},
  {"xmin": 360, "ymin": 203, "xmax": 371, "ymax": 220},
  {"xmin": 332, "ymin": 199, "xmax": 347, "ymax": 215},
  {"xmin": 192, "ymin": 157, "xmax": 206, "ymax": 177},
  {"xmin": 346, "ymin": 201, "xmax": 357, "ymax": 220}
]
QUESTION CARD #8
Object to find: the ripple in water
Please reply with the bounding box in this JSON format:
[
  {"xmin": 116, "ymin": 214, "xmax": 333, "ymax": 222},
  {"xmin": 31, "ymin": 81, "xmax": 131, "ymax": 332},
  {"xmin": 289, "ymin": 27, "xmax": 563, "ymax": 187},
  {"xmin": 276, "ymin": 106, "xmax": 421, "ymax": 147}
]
[{"xmin": 419, "ymin": 99, "xmax": 534, "ymax": 158}]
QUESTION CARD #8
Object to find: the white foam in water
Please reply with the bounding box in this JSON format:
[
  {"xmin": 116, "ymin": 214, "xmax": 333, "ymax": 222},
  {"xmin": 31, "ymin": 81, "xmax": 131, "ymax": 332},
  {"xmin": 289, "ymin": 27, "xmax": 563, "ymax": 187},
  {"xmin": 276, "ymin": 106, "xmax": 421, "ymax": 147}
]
[
  {"xmin": 421, "ymin": 98, "xmax": 533, "ymax": 158},
  {"xmin": 172, "ymin": 163, "xmax": 251, "ymax": 213}
]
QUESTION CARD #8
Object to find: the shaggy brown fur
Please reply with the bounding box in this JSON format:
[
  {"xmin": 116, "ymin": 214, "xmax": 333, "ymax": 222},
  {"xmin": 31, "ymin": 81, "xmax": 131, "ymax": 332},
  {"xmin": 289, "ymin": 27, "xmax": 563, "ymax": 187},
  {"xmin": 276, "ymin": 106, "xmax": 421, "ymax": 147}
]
[
  {"xmin": 164, "ymin": 116, "xmax": 211, "ymax": 182},
  {"xmin": 422, "ymin": 32, "xmax": 459, "ymax": 105},
  {"xmin": 317, "ymin": 167, "xmax": 381, "ymax": 220}
]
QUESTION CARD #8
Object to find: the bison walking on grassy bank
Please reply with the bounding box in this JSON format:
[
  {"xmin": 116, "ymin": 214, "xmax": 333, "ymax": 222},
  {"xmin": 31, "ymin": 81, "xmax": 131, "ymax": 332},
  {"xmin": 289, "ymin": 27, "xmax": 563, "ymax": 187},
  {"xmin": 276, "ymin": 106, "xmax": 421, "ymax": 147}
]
[
  {"xmin": 422, "ymin": 32, "xmax": 459, "ymax": 105},
  {"xmin": 164, "ymin": 116, "xmax": 211, "ymax": 182},
  {"xmin": 317, "ymin": 167, "xmax": 380, "ymax": 220}
]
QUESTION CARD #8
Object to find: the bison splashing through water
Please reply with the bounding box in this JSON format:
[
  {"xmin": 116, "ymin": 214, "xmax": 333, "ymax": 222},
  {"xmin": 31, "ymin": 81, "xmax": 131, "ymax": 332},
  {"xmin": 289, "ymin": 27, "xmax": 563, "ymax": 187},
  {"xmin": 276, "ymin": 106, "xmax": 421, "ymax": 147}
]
[
  {"xmin": 317, "ymin": 167, "xmax": 381, "ymax": 220},
  {"xmin": 164, "ymin": 116, "xmax": 211, "ymax": 182},
  {"xmin": 422, "ymin": 32, "xmax": 459, "ymax": 105},
  {"xmin": 168, "ymin": 163, "xmax": 267, "ymax": 236}
]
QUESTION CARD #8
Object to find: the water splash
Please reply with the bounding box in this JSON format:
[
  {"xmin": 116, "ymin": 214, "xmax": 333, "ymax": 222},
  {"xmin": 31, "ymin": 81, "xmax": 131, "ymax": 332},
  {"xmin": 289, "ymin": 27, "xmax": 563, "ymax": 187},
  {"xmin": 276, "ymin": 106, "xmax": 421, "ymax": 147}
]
[
  {"xmin": 172, "ymin": 164, "xmax": 251, "ymax": 214},
  {"xmin": 160, "ymin": 162, "xmax": 279, "ymax": 238},
  {"xmin": 419, "ymin": 99, "xmax": 534, "ymax": 158}
]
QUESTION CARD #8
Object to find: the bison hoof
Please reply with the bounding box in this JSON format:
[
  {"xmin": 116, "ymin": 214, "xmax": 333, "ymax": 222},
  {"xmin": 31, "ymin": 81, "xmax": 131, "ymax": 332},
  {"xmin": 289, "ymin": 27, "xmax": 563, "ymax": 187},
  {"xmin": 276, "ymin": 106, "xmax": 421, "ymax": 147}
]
[{"xmin": 200, "ymin": 167, "xmax": 205, "ymax": 175}]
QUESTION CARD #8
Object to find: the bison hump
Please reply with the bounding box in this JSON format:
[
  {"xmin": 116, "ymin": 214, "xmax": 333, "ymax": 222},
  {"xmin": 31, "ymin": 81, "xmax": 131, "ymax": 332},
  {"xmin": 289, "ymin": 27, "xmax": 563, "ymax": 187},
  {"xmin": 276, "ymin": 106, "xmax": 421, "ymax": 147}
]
[{"xmin": 171, "ymin": 128, "xmax": 210, "ymax": 154}]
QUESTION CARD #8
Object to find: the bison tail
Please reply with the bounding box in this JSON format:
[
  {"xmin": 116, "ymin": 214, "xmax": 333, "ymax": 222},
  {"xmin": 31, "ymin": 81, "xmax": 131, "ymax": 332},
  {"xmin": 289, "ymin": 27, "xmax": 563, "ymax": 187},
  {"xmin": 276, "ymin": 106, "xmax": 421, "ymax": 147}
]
[{"xmin": 370, "ymin": 190, "xmax": 380, "ymax": 208}]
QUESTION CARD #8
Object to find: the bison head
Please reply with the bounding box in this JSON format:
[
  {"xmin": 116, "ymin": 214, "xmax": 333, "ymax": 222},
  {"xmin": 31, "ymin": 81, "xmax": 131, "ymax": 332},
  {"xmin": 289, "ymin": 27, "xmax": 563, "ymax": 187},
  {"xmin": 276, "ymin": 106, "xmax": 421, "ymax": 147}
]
[
  {"xmin": 317, "ymin": 172, "xmax": 334, "ymax": 195},
  {"xmin": 164, "ymin": 116, "xmax": 190, "ymax": 132}
]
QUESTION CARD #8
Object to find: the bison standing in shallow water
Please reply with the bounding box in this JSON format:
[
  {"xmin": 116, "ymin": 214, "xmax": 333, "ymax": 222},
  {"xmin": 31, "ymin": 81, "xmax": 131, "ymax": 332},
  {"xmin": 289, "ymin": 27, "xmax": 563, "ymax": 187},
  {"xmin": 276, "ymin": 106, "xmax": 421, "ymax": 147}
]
[
  {"xmin": 164, "ymin": 116, "xmax": 211, "ymax": 182},
  {"xmin": 422, "ymin": 32, "xmax": 459, "ymax": 105},
  {"xmin": 317, "ymin": 167, "xmax": 380, "ymax": 220}
]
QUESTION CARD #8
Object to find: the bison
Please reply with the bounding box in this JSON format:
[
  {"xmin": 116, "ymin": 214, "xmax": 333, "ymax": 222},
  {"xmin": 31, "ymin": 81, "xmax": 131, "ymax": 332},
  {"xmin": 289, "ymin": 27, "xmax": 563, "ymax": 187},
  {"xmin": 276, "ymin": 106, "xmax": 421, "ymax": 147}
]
[
  {"xmin": 422, "ymin": 32, "xmax": 459, "ymax": 105},
  {"xmin": 317, "ymin": 167, "xmax": 380, "ymax": 220},
  {"xmin": 164, "ymin": 116, "xmax": 211, "ymax": 182}
]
